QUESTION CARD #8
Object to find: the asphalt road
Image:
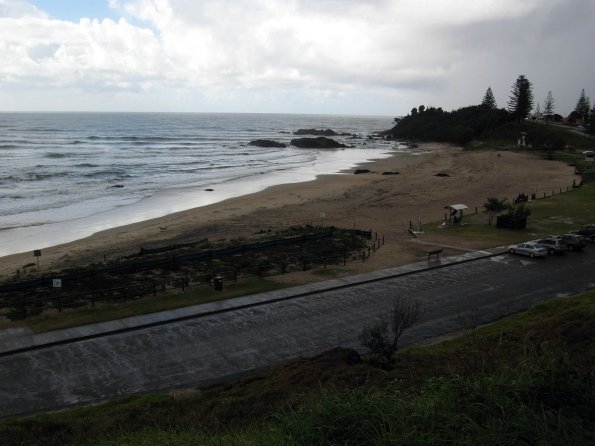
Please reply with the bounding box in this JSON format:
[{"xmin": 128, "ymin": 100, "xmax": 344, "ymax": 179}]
[{"xmin": 1, "ymin": 248, "xmax": 594, "ymax": 418}]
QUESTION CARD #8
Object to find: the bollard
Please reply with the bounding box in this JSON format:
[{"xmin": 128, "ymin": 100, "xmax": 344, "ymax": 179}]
[{"xmin": 213, "ymin": 274, "xmax": 223, "ymax": 291}]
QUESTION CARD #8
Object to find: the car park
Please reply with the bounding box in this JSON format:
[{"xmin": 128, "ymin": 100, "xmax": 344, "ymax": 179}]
[
  {"xmin": 574, "ymin": 225, "xmax": 595, "ymax": 242},
  {"xmin": 535, "ymin": 237, "xmax": 567, "ymax": 255},
  {"xmin": 557, "ymin": 234, "xmax": 587, "ymax": 251},
  {"xmin": 508, "ymin": 242, "xmax": 548, "ymax": 258}
]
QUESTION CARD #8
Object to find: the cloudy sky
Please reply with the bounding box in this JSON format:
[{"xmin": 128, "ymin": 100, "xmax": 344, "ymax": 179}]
[{"xmin": 0, "ymin": 0, "xmax": 593, "ymax": 115}]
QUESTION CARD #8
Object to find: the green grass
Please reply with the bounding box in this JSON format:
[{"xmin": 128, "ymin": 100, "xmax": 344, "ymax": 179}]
[
  {"xmin": 470, "ymin": 121, "xmax": 594, "ymax": 151},
  {"xmin": 22, "ymin": 278, "xmax": 288, "ymax": 333},
  {"xmin": 423, "ymin": 182, "xmax": 595, "ymax": 244},
  {"xmin": 3, "ymin": 289, "xmax": 594, "ymax": 446},
  {"xmin": 310, "ymin": 268, "xmax": 345, "ymax": 277}
]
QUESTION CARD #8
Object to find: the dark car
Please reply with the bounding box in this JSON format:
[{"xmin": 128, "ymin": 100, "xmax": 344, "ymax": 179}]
[
  {"xmin": 574, "ymin": 225, "xmax": 595, "ymax": 242},
  {"xmin": 558, "ymin": 234, "xmax": 587, "ymax": 251},
  {"xmin": 535, "ymin": 237, "xmax": 567, "ymax": 255}
]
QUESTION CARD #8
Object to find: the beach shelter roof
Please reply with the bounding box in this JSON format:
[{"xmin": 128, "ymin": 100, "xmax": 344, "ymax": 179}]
[{"xmin": 445, "ymin": 204, "xmax": 468, "ymax": 211}]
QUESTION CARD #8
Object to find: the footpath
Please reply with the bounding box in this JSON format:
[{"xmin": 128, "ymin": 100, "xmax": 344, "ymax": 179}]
[{"xmin": 0, "ymin": 247, "xmax": 506, "ymax": 357}]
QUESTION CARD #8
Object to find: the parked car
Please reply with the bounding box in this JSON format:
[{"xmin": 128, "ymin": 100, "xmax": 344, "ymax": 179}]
[
  {"xmin": 508, "ymin": 242, "xmax": 548, "ymax": 258},
  {"xmin": 535, "ymin": 237, "xmax": 568, "ymax": 255},
  {"xmin": 557, "ymin": 234, "xmax": 587, "ymax": 251},
  {"xmin": 574, "ymin": 225, "xmax": 595, "ymax": 242}
]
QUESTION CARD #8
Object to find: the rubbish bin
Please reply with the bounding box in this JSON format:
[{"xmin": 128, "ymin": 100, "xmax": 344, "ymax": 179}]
[{"xmin": 213, "ymin": 274, "xmax": 223, "ymax": 291}]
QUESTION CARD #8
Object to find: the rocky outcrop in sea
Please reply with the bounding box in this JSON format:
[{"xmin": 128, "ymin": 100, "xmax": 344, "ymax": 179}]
[{"xmin": 290, "ymin": 137, "xmax": 348, "ymax": 149}]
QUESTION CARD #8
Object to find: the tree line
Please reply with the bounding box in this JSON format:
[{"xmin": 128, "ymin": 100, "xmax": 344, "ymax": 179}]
[{"xmin": 386, "ymin": 75, "xmax": 595, "ymax": 145}]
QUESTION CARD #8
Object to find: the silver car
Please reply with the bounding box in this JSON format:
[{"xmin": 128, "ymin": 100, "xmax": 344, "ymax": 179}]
[
  {"xmin": 508, "ymin": 242, "xmax": 548, "ymax": 258},
  {"xmin": 535, "ymin": 237, "xmax": 567, "ymax": 255}
]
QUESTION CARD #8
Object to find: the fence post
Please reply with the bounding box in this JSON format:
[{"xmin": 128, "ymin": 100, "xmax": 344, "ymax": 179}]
[{"xmin": 362, "ymin": 250, "xmax": 366, "ymax": 262}]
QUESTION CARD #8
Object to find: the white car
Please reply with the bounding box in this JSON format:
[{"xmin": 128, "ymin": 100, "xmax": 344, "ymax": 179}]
[{"xmin": 508, "ymin": 242, "xmax": 548, "ymax": 258}]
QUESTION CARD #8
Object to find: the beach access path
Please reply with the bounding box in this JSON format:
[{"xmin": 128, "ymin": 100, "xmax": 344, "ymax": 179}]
[{"xmin": 1, "ymin": 246, "xmax": 594, "ymax": 418}]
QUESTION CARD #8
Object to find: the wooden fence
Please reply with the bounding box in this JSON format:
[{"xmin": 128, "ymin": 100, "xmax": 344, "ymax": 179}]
[{"xmin": 0, "ymin": 229, "xmax": 383, "ymax": 320}]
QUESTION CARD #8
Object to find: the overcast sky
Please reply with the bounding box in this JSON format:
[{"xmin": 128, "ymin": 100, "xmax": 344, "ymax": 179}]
[{"xmin": 0, "ymin": 0, "xmax": 593, "ymax": 115}]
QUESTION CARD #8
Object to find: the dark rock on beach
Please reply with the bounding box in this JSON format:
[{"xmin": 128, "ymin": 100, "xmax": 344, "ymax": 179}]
[
  {"xmin": 435, "ymin": 171, "xmax": 450, "ymax": 177},
  {"xmin": 354, "ymin": 169, "xmax": 371, "ymax": 174},
  {"xmin": 381, "ymin": 171, "xmax": 400, "ymax": 175},
  {"xmin": 290, "ymin": 137, "xmax": 348, "ymax": 149},
  {"xmin": 248, "ymin": 139, "xmax": 287, "ymax": 148}
]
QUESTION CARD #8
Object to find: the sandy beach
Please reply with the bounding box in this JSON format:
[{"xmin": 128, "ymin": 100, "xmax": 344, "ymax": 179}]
[{"xmin": 0, "ymin": 144, "xmax": 579, "ymax": 280}]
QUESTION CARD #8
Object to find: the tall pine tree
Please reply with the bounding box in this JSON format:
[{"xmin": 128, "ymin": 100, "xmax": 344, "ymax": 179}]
[
  {"xmin": 543, "ymin": 91, "xmax": 555, "ymax": 124},
  {"xmin": 481, "ymin": 87, "xmax": 497, "ymax": 109},
  {"xmin": 507, "ymin": 75, "xmax": 534, "ymax": 122},
  {"xmin": 574, "ymin": 89, "xmax": 591, "ymax": 123}
]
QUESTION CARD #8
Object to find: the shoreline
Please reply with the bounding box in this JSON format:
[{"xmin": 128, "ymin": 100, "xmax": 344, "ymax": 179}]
[
  {"xmin": 0, "ymin": 144, "xmax": 399, "ymax": 258},
  {"xmin": 0, "ymin": 144, "xmax": 579, "ymax": 279}
]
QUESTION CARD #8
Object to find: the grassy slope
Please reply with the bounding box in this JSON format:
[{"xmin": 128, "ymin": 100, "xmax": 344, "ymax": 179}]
[{"xmin": 2, "ymin": 289, "xmax": 594, "ymax": 445}]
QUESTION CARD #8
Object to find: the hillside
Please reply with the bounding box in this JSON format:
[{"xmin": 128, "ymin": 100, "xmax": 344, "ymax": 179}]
[
  {"xmin": 2, "ymin": 289, "xmax": 594, "ymax": 445},
  {"xmin": 385, "ymin": 105, "xmax": 593, "ymax": 151}
]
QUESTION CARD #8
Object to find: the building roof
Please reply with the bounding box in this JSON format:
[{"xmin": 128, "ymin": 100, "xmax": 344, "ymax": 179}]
[{"xmin": 445, "ymin": 204, "xmax": 468, "ymax": 210}]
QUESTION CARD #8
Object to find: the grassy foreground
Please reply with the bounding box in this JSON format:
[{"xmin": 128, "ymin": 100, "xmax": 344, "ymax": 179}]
[{"xmin": 3, "ymin": 289, "xmax": 594, "ymax": 445}]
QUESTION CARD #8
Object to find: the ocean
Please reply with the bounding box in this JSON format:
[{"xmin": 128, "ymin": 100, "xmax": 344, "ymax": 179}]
[{"xmin": 0, "ymin": 112, "xmax": 401, "ymax": 256}]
